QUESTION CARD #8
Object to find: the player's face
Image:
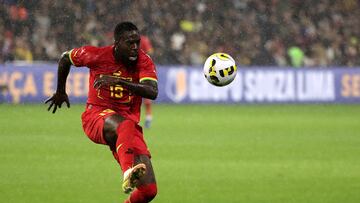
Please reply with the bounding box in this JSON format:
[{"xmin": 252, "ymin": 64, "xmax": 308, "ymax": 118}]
[{"xmin": 115, "ymin": 30, "xmax": 141, "ymax": 63}]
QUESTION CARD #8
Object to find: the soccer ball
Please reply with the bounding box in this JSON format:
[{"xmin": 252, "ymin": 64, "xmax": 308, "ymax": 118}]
[{"xmin": 203, "ymin": 53, "xmax": 237, "ymax": 86}]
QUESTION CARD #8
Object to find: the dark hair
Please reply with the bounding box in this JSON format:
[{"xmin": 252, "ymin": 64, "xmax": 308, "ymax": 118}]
[{"xmin": 114, "ymin": 22, "xmax": 138, "ymax": 42}]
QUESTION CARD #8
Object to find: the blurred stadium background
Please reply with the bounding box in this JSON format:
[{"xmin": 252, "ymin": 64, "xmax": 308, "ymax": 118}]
[{"xmin": 0, "ymin": 0, "xmax": 360, "ymax": 203}]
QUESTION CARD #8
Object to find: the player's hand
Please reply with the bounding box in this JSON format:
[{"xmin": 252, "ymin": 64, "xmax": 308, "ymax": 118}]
[
  {"xmin": 44, "ymin": 92, "xmax": 70, "ymax": 113},
  {"xmin": 93, "ymin": 74, "xmax": 119, "ymax": 90}
]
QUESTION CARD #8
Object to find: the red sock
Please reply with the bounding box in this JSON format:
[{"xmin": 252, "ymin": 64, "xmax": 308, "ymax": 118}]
[
  {"xmin": 144, "ymin": 99, "xmax": 152, "ymax": 116},
  {"xmin": 126, "ymin": 183, "xmax": 157, "ymax": 203},
  {"xmin": 116, "ymin": 120, "xmax": 136, "ymax": 172}
]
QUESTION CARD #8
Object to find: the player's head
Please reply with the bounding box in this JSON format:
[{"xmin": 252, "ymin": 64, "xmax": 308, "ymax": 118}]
[{"xmin": 113, "ymin": 22, "xmax": 140, "ymax": 65}]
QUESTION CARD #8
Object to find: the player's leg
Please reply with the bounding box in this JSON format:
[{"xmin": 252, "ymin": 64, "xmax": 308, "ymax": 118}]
[
  {"xmin": 125, "ymin": 154, "xmax": 157, "ymax": 203},
  {"xmin": 144, "ymin": 99, "xmax": 152, "ymax": 128},
  {"xmin": 103, "ymin": 114, "xmax": 147, "ymax": 193},
  {"xmin": 104, "ymin": 114, "xmax": 134, "ymax": 171},
  {"xmin": 81, "ymin": 108, "xmax": 147, "ymax": 194},
  {"xmin": 125, "ymin": 124, "xmax": 157, "ymax": 202}
]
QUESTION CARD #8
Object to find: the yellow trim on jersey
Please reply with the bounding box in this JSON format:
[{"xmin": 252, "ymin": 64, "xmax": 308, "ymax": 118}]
[
  {"xmin": 98, "ymin": 109, "xmax": 115, "ymax": 116},
  {"xmin": 68, "ymin": 49, "xmax": 75, "ymax": 65},
  {"xmin": 139, "ymin": 77, "xmax": 157, "ymax": 83}
]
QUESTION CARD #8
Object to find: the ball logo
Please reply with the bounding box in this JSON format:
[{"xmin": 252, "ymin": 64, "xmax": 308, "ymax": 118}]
[{"xmin": 208, "ymin": 59, "xmax": 219, "ymax": 83}]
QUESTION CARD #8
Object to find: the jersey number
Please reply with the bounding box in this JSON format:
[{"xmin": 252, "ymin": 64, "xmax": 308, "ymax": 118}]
[
  {"xmin": 110, "ymin": 85, "xmax": 123, "ymax": 98},
  {"xmin": 96, "ymin": 74, "xmax": 132, "ymax": 102}
]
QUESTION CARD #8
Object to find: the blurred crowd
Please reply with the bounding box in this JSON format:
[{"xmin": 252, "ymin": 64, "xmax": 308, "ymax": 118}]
[{"xmin": 0, "ymin": 0, "xmax": 359, "ymax": 66}]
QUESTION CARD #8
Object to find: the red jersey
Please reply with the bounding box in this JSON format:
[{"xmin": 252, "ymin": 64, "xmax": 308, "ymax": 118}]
[
  {"xmin": 140, "ymin": 35, "xmax": 153, "ymax": 54},
  {"xmin": 68, "ymin": 45, "xmax": 157, "ymax": 123}
]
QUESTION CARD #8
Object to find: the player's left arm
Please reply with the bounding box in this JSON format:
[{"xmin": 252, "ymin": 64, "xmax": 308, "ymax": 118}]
[{"xmin": 93, "ymin": 76, "xmax": 158, "ymax": 100}]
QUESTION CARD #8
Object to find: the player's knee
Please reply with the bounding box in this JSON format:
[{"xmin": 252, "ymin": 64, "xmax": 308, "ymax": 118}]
[
  {"xmin": 103, "ymin": 128, "xmax": 117, "ymax": 149},
  {"xmin": 139, "ymin": 183, "xmax": 157, "ymax": 202}
]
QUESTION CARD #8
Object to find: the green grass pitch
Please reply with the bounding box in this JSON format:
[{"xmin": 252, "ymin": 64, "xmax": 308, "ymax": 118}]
[{"xmin": 0, "ymin": 103, "xmax": 360, "ymax": 203}]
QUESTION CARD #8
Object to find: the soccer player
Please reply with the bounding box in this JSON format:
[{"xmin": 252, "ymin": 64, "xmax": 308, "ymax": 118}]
[
  {"xmin": 45, "ymin": 22, "xmax": 158, "ymax": 203},
  {"xmin": 140, "ymin": 33, "xmax": 154, "ymax": 128}
]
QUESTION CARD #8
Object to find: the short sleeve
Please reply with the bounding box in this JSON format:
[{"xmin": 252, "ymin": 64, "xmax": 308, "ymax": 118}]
[
  {"xmin": 138, "ymin": 52, "xmax": 158, "ymax": 83},
  {"xmin": 68, "ymin": 46, "xmax": 97, "ymax": 67}
]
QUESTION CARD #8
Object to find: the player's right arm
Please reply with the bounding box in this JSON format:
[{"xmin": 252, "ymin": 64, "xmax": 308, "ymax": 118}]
[{"xmin": 45, "ymin": 52, "xmax": 72, "ymax": 113}]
